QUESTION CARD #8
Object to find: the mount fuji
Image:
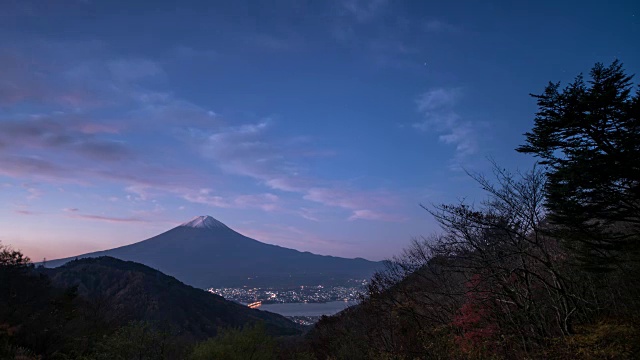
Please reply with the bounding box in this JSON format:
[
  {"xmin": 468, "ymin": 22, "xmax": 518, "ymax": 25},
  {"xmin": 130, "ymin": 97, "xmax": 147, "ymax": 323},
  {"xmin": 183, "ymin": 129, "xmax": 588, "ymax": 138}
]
[{"xmin": 45, "ymin": 215, "xmax": 382, "ymax": 288}]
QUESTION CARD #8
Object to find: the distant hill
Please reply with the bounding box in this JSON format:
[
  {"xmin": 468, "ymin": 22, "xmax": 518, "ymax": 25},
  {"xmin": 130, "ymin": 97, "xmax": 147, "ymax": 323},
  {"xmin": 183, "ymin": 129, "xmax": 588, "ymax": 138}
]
[
  {"xmin": 42, "ymin": 256, "xmax": 301, "ymax": 339},
  {"xmin": 46, "ymin": 215, "xmax": 382, "ymax": 288}
]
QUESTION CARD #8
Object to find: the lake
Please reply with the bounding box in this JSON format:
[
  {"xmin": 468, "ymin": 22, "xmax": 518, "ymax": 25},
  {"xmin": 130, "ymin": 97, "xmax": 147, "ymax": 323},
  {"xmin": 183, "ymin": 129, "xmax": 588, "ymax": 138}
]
[{"xmin": 258, "ymin": 301, "xmax": 358, "ymax": 317}]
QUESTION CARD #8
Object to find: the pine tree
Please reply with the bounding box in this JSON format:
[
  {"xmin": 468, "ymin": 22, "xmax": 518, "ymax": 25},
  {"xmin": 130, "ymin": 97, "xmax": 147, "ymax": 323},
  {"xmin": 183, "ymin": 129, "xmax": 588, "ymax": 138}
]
[{"xmin": 517, "ymin": 60, "xmax": 640, "ymax": 269}]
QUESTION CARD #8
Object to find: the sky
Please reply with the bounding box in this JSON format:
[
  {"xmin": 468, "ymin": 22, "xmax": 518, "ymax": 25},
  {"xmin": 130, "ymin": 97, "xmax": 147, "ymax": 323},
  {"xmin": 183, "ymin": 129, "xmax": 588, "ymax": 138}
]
[{"xmin": 1, "ymin": 0, "xmax": 638, "ymax": 262}]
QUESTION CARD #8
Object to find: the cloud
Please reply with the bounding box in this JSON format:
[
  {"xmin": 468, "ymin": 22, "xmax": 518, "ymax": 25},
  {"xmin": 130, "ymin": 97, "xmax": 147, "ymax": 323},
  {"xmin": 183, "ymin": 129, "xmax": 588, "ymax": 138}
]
[
  {"xmin": 243, "ymin": 33, "xmax": 302, "ymax": 52},
  {"xmin": 0, "ymin": 155, "xmax": 74, "ymax": 181},
  {"xmin": 0, "ymin": 39, "xmax": 224, "ymax": 199},
  {"xmin": 233, "ymin": 193, "xmax": 280, "ymax": 212},
  {"xmin": 0, "ymin": 41, "xmax": 110, "ymax": 108},
  {"xmin": 339, "ymin": 0, "xmax": 389, "ymax": 23},
  {"xmin": 197, "ymin": 122, "xmax": 404, "ymax": 221},
  {"xmin": 66, "ymin": 213, "xmax": 147, "ymax": 223},
  {"xmin": 304, "ymin": 187, "xmax": 404, "ymax": 221},
  {"xmin": 23, "ymin": 185, "xmax": 43, "ymax": 200},
  {"xmin": 128, "ymin": 97, "xmax": 219, "ymax": 130},
  {"xmin": 330, "ymin": 2, "xmax": 437, "ymax": 70},
  {"xmin": 348, "ymin": 209, "xmax": 406, "ymax": 222},
  {"xmin": 0, "ymin": 37, "xmax": 408, "ymax": 223},
  {"xmin": 413, "ymin": 88, "xmax": 479, "ymax": 161},
  {"xmin": 182, "ymin": 189, "xmax": 230, "ymax": 208},
  {"xmin": 416, "ymin": 88, "xmax": 459, "ymax": 114},
  {"xmin": 1, "ymin": 1, "xmax": 91, "ymax": 19},
  {"xmin": 77, "ymin": 140, "xmax": 131, "ymax": 161},
  {"xmin": 201, "ymin": 120, "xmax": 307, "ymax": 188},
  {"xmin": 298, "ymin": 208, "xmax": 321, "ymax": 222},
  {"xmin": 331, "ymin": 0, "xmax": 391, "ymax": 45},
  {"xmin": 438, "ymin": 123, "xmax": 476, "ymax": 156},
  {"xmin": 0, "ymin": 40, "xmax": 214, "ymax": 131},
  {"xmin": 0, "ymin": 151, "xmax": 209, "ymax": 205},
  {"xmin": 107, "ymin": 59, "xmax": 164, "ymax": 83},
  {"xmin": 0, "ymin": 115, "xmax": 133, "ymax": 162},
  {"xmin": 424, "ymin": 19, "xmax": 461, "ymax": 33},
  {"xmin": 181, "ymin": 189, "xmax": 280, "ymax": 212},
  {"xmin": 304, "ymin": 187, "xmax": 379, "ymax": 209}
]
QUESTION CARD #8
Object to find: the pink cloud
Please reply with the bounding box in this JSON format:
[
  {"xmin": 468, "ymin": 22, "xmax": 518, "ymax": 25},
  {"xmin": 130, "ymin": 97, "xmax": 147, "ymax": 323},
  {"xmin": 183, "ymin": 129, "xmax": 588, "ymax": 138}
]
[
  {"xmin": 297, "ymin": 207, "xmax": 321, "ymax": 222},
  {"xmin": 0, "ymin": 115, "xmax": 132, "ymax": 162},
  {"xmin": 0, "ymin": 39, "xmax": 410, "ymax": 225},
  {"xmin": 265, "ymin": 177, "xmax": 308, "ymax": 192},
  {"xmin": 24, "ymin": 186, "xmax": 43, "ymax": 200},
  {"xmin": 303, "ymin": 187, "xmax": 404, "ymax": 222},
  {"xmin": 304, "ymin": 187, "xmax": 362, "ymax": 209},
  {"xmin": 199, "ymin": 121, "xmax": 406, "ymax": 222},
  {"xmin": 0, "ymin": 49, "xmax": 104, "ymax": 109},
  {"xmin": 67, "ymin": 213, "xmax": 147, "ymax": 223},
  {"xmin": 181, "ymin": 189, "xmax": 280, "ymax": 212},
  {"xmin": 0, "ymin": 155, "xmax": 77, "ymax": 181},
  {"xmin": 348, "ymin": 209, "xmax": 407, "ymax": 222},
  {"xmin": 233, "ymin": 193, "xmax": 280, "ymax": 212},
  {"xmin": 182, "ymin": 189, "xmax": 230, "ymax": 208}
]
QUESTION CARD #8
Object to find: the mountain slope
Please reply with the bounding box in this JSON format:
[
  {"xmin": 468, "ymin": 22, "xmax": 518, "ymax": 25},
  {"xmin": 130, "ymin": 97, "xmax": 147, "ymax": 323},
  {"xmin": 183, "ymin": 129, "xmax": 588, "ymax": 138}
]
[
  {"xmin": 42, "ymin": 256, "xmax": 301, "ymax": 339},
  {"xmin": 46, "ymin": 216, "xmax": 381, "ymax": 288}
]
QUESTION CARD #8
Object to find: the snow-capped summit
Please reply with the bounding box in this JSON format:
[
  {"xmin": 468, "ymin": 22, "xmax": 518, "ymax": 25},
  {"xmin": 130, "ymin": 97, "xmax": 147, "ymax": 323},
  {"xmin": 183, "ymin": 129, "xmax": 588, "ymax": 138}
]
[
  {"xmin": 45, "ymin": 213, "xmax": 381, "ymax": 288},
  {"xmin": 180, "ymin": 215, "xmax": 228, "ymax": 229}
]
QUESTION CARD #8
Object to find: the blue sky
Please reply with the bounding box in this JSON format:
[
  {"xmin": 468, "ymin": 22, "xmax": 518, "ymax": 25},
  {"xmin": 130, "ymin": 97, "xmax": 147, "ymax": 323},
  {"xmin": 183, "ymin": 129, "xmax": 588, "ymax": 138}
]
[{"xmin": 1, "ymin": 0, "xmax": 638, "ymax": 261}]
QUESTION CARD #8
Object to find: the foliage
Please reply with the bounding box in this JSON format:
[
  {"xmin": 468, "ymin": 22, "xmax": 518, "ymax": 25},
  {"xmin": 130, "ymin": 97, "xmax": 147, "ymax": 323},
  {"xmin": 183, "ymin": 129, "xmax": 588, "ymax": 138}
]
[
  {"xmin": 44, "ymin": 256, "xmax": 301, "ymax": 340},
  {"xmin": 0, "ymin": 243, "xmax": 32, "ymax": 268},
  {"xmin": 93, "ymin": 321, "xmax": 189, "ymax": 360},
  {"xmin": 0, "ymin": 250, "xmax": 299, "ymax": 359},
  {"xmin": 516, "ymin": 60, "xmax": 640, "ymax": 268},
  {"xmin": 451, "ymin": 275, "xmax": 498, "ymax": 355},
  {"xmin": 0, "ymin": 244, "xmax": 87, "ymax": 359},
  {"xmin": 536, "ymin": 320, "xmax": 640, "ymax": 359},
  {"xmin": 191, "ymin": 323, "xmax": 276, "ymax": 360},
  {"xmin": 308, "ymin": 161, "xmax": 639, "ymax": 359}
]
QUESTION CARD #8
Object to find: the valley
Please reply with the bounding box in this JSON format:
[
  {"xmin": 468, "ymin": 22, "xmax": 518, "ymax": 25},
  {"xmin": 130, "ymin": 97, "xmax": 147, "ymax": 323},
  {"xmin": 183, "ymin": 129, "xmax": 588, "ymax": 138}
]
[
  {"xmin": 209, "ymin": 280, "xmax": 366, "ymax": 305},
  {"xmin": 210, "ymin": 283, "xmax": 366, "ymax": 325}
]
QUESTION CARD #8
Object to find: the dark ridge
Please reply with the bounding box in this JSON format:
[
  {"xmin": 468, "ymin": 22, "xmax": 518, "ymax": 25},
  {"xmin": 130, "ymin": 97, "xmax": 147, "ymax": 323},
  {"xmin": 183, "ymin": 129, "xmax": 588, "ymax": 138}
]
[{"xmin": 41, "ymin": 256, "xmax": 302, "ymax": 339}]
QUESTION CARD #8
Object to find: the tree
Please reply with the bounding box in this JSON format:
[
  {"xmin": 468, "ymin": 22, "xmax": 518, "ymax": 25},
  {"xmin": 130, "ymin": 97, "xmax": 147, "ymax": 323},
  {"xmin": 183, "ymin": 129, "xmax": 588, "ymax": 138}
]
[
  {"xmin": 328, "ymin": 165, "xmax": 586, "ymax": 358},
  {"xmin": 516, "ymin": 60, "xmax": 640, "ymax": 268},
  {"xmin": 427, "ymin": 166, "xmax": 585, "ymax": 353},
  {"xmin": 0, "ymin": 243, "xmax": 31, "ymax": 269},
  {"xmin": 0, "ymin": 243, "xmax": 34, "ymax": 319},
  {"xmin": 191, "ymin": 323, "xmax": 276, "ymax": 360},
  {"xmin": 0, "ymin": 244, "xmax": 84, "ymax": 358},
  {"xmin": 94, "ymin": 321, "xmax": 188, "ymax": 360}
]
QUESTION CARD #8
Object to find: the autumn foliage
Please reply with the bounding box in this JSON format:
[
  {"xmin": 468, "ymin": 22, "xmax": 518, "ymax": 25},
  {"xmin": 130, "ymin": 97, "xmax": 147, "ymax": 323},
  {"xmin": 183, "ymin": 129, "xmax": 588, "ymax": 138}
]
[{"xmin": 452, "ymin": 275, "xmax": 499, "ymax": 355}]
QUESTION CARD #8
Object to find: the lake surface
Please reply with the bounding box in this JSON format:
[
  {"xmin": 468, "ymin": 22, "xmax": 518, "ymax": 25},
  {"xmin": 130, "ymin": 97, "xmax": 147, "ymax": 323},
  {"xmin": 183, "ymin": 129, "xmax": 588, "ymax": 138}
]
[{"xmin": 258, "ymin": 301, "xmax": 358, "ymax": 317}]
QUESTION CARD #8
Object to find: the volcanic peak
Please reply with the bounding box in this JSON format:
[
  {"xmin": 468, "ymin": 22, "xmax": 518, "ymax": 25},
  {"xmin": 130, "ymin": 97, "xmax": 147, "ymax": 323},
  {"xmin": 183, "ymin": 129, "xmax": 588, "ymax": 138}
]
[{"xmin": 180, "ymin": 215, "xmax": 228, "ymax": 229}]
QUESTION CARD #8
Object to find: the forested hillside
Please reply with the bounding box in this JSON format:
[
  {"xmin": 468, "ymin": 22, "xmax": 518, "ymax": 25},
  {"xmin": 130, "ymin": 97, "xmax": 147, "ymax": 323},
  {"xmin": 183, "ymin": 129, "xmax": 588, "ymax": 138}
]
[
  {"xmin": 0, "ymin": 252, "xmax": 300, "ymax": 359},
  {"xmin": 306, "ymin": 61, "xmax": 640, "ymax": 359},
  {"xmin": 44, "ymin": 257, "xmax": 301, "ymax": 339}
]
